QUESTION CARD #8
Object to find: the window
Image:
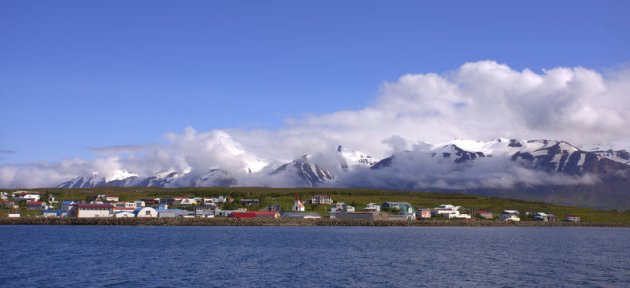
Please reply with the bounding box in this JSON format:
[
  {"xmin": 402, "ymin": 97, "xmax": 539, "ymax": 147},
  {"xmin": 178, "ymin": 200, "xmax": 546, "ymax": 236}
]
[{"xmin": 146, "ymin": 210, "xmax": 151, "ymax": 216}]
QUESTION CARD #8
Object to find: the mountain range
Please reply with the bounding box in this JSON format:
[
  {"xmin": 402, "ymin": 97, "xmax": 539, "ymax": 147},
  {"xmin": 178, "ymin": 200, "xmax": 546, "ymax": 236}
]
[{"xmin": 57, "ymin": 138, "xmax": 630, "ymax": 210}]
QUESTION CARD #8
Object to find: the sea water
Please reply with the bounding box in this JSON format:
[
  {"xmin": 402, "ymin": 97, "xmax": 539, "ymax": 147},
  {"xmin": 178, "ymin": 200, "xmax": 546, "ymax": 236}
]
[{"xmin": 0, "ymin": 226, "xmax": 628, "ymax": 287}]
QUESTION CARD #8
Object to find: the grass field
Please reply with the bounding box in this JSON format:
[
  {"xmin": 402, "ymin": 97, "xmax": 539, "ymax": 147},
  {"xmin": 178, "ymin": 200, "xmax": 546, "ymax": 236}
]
[{"xmin": 4, "ymin": 187, "xmax": 630, "ymax": 223}]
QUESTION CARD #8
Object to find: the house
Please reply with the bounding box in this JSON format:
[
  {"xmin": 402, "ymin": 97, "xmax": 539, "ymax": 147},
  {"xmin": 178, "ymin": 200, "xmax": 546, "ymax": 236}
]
[
  {"xmin": 498, "ymin": 210, "xmax": 520, "ymax": 221},
  {"xmin": 22, "ymin": 193, "xmax": 41, "ymax": 202},
  {"xmin": 134, "ymin": 207, "xmax": 158, "ymax": 218},
  {"xmin": 431, "ymin": 204, "xmax": 461, "ymax": 216},
  {"xmin": 115, "ymin": 202, "xmax": 137, "ymax": 208},
  {"xmin": 292, "ymin": 195, "xmax": 305, "ymax": 212},
  {"xmin": 60, "ymin": 201, "xmax": 76, "ymax": 211},
  {"xmin": 331, "ymin": 202, "xmax": 355, "ymax": 213},
  {"xmin": 446, "ymin": 211, "xmax": 471, "ymax": 219},
  {"xmin": 564, "ymin": 215, "xmax": 581, "ymax": 222},
  {"xmin": 69, "ymin": 203, "xmax": 114, "ymax": 218},
  {"xmin": 104, "ymin": 195, "xmax": 119, "ymax": 202},
  {"xmin": 416, "ymin": 209, "xmax": 432, "ymax": 219},
  {"xmin": 364, "ymin": 203, "xmax": 381, "ymax": 212},
  {"xmin": 27, "ymin": 201, "xmax": 48, "ymax": 210},
  {"xmin": 280, "ymin": 212, "xmax": 322, "ymax": 219},
  {"xmin": 399, "ymin": 205, "xmax": 416, "ymax": 220},
  {"xmin": 114, "ymin": 211, "xmax": 135, "ymax": 218},
  {"xmin": 474, "ymin": 211, "xmax": 493, "ymax": 219},
  {"xmin": 133, "ymin": 200, "xmax": 146, "ymax": 207},
  {"xmin": 331, "ymin": 211, "xmax": 389, "ymax": 220},
  {"xmin": 194, "ymin": 206, "xmax": 216, "ymax": 217},
  {"xmin": 41, "ymin": 209, "xmax": 67, "ymax": 217},
  {"xmin": 534, "ymin": 212, "xmax": 549, "ymax": 221},
  {"xmin": 0, "ymin": 192, "xmax": 8, "ymax": 200},
  {"xmin": 311, "ymin": 195, "xmax": 333, "ymax": 205},
  {"xmin": 382, "ymin": 202, "xmax": 412, "ymax": 210},
  {"xmin": 240, "ymin": 199, "xmax": 260, "ymax": 206}
]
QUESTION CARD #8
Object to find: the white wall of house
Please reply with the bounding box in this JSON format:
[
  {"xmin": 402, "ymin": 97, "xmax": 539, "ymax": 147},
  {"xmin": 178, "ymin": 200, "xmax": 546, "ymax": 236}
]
[{"xmin": 77, "ymin": 208, "xmax": 111, "ymax": 218}]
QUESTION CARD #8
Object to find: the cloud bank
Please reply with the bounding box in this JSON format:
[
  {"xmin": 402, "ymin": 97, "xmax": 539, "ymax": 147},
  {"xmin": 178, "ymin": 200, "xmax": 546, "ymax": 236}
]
[{"xmin": 2, "ymin": 60, "xmax": 630, "ymax": 188}]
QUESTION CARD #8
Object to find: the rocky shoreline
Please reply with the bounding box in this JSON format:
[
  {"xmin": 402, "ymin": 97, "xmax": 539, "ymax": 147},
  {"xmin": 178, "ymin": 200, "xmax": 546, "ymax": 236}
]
[{"xmin": 1, "ymin": 217, "xmax": 630, "ymax": 227}]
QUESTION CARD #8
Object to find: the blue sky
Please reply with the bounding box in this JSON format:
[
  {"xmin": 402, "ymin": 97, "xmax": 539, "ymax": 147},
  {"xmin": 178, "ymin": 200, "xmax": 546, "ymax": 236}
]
[{"xmin": 1, "ymin": 0, "xmax": 629, "ymax": 166}]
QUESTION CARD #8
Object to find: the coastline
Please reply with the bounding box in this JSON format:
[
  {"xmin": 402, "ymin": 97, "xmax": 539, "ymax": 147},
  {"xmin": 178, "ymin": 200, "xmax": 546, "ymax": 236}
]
[{"xmin": 1, "ymin": 217, "xmax": 630, "ymax": 227}]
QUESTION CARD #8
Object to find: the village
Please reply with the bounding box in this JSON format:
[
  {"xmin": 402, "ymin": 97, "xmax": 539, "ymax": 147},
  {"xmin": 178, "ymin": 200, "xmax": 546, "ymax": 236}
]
[{"xmin": 0, "ymin": 190, "xmax": 582, "ymax": 222}]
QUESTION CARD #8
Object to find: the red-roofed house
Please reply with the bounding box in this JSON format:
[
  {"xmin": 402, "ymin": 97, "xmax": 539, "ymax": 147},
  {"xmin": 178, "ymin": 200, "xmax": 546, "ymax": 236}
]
[{"xmin": 28, "ymin": 201, "xmax": 48, "ymax": 210}]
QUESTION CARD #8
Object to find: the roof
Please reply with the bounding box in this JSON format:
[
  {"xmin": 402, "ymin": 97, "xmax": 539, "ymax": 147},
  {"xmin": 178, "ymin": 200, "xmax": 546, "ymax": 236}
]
[
  {"xmin": 313, "ymin": 195, "xmax": 330, "ymax": 198},
  {"xmin": 252, "ymin": 211, "xmax": 278, "ymax": 215},
  {"xmin": 62, "ymin": 201, "xmax": 75, "ymax": 204},
  {"xmin": 232, "ymin": 212, "xmax": 257, "ymax": 218},
  {"xmin": 28, "ymin": 201, "xmax": 44, "ymax": 205},
  {"xmin": 565, "ymin": 215, "xmax": 580, "ymax": 217},
  {"xmin": 113, "ymin": 207, "xmax": 136, "ymax": 211},
  {"xmin": 474, "ymin": 210, "xmax": 491, "ymax": 213}
]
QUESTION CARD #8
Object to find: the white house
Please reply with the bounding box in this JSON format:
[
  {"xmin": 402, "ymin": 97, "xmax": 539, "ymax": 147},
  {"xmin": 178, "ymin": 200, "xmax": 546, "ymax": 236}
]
[
  {"xmin": 0, "ymin": 192, "xmax": 8, "ymax": 200},
  {"xmin": 431, "ymin": 204, "xmax": 461, "ymax": 216},
  {"xmin": 293, "ymin": 195, "xmax": 305, "ymax": 212},
  {"xmin": 133, "ymin": 200, "xmax": 146, "ymax": 207},
  {"xmin": 311, "ymin": 195, "xmax": 333, "ymax": 205},
  {"xmin": 364, "ymin": 203, "xmax": 381, "ymax": 212},
  {"xmin": 445, "ymin": 211, "xmax": 471, "ymax": 219},
  {"xmin": 134, "ymin": 207, "xmax": 158, "ymax": 218},
  {"xmin": 70, "ymin": 204, "xmax": 114, "ymax": 218},
  {"xmin": 115, "ymin": 202, "xmax": 137, "ymax": 208},
  {"xmin": 23, "ymin": 194, "xmax": 41, "ymax": 202},
  {"xmin": 565, "ymin": 215, "xmax": 580, "ymax": 222},
  {"xmin": 331, "ymin": 202, "xmax": 355, "ymax": 213},
  {"xmin": 27, "ymin": 201, "xmax": 48, "ymax": 210}
]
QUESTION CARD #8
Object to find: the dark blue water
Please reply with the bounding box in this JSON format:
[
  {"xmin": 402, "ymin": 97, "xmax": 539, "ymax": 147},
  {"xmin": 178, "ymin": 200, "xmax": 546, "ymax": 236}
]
[{"xmin": 0, "ymin": 226, "xmax": 629, "ymax": 287}]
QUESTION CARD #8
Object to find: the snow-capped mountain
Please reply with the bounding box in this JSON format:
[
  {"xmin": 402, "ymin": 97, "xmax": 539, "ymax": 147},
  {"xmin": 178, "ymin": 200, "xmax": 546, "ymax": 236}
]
[
  {"xmin": 54, "ymin": 138, "xmax": 630, "ymax": 209},
  {"xmin": 270, "ymin": 155, "xmax": 334, "ymax": 187},
  {"xmin": 57, "ymin": 170, "xmax": 140, "ymax": 188},
  {"xmin": 194, "ymin": 169, "xmax": 237, "ymax": 187}
]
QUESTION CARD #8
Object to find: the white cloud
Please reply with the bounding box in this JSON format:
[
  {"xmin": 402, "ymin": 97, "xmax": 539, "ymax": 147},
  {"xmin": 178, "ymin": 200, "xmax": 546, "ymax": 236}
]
[{"xmin": 2, "ymin": 60, "xmax": 630, "ymax": 188}]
